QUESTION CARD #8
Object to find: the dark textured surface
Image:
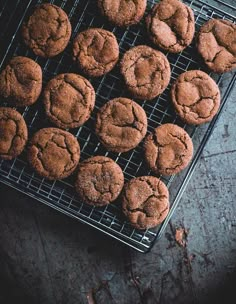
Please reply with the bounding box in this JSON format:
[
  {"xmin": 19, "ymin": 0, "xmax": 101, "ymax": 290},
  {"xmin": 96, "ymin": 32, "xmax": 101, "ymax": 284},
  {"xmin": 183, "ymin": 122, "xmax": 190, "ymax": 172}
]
[{"xmin": 0, "ymin": 0, "xmax": 236, "ymax": 303}]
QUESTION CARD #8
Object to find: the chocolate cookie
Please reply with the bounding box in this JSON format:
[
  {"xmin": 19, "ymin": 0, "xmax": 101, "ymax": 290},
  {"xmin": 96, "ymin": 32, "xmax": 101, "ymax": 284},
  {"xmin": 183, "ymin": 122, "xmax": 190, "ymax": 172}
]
[
  {"xmin": 95, "ymin": 98, "xmax": 147, "ymax": 153},
  {"xmin": 0, "ymin": 56, "xmax": 42, "ymax": 107},
  {"xmin": 171, "ymin": 70, "xmax": 221, "ymax": 125},
  {"xmin": 122, "ymin": 176, "xmax": 169, "ymax": 229},
  {"xmin": 44, "ymin": 73, "xmax": 95, "ymax": 129},
  {"xmin": 97, "ymin": 0, "xmax": 147, "ymax": 27},
  {"xmin": 144, "ymin": 123, "xmax": 193, "ymax": 175},
  {"xmin": 75, "ymin": 156, "xmax": 124, "ymax": 206},
  {"xmin": 146, "ymin": 0, "xmax": 195, "ymax": 53},
  {"xmin": 196, "ymin": 19, "xmax": 236, "ymax": 73},
  {"xmin": 0, "ymin": 107, "xmax": 28, "ymax": 160},
  {"xmin": 73, "ymin": 28, "xmax": 119, "ymax": 77},
  {"xmin": 28, "ymin": 128, "xmax": 80, "ymax": 180},
  {"xmin": 22, "ymin": 3, "xmax": 72, "ymax": 58},
  {"xmin": 120, "ymin": 45, "xmax": 171, "ymax": 100}
]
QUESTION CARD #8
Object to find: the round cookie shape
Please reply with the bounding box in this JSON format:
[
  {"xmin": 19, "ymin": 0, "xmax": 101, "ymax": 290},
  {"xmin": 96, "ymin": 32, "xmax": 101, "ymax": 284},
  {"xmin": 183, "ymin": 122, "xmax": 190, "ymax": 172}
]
[
  {"xmin": 22, "ymin": 3, "xmax": 72, "ymax": 58},
  {"xmin": 122, "ymin": 176, "xmax": 169, "ymax": 230},
  {"xmin": 144, "ymin": 123, "xmax": 193, "ymax": 175},
  {"xmin": 73, "ymin": 28, "xmax": 119, "ymax": 77},
  {"xmin": 44, "ymin": 73, "xmax": 95, "ymax": 129},
  {"xmin": 196, "ymin": 19, "xmax": 236, "ymax": 73},
  {"xmin": 171, "ymin": 70, "xmax": 221, "ymax": 125},
  {"xmin": 28, "ymin": 128, "xmax": 80, "ymax": 180},
  {"xmin": 0, "ymin": 56, "xmax": 42, "ymax": 107},
  {"xmin": 97, "ymin": 0, "xmax": 147, "ymax": 27},
  {"xmin": 146, "ymin": 0, "xmax": 195, "ymax": 53},
  {"xmin": 0, "ymin": 107, "xmax": 28, "ymax": 160},
  {"xmin": 75, "ymin": 156, "xmax": 124, "ymax": 206},
  {"xmin": 120, "ymin": 45, "xmax": 171, "ymax": 100},
  {"xmin": 95, "ymin": 98, "xmax": 147, "ymax": 153}
]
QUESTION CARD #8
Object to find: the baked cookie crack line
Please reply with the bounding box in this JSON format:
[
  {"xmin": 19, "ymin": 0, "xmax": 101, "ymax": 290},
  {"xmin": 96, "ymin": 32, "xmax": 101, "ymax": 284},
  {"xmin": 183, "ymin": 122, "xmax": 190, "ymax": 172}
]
[
  {"xmin": 204, "ymin": 27, "xmax": 235, "ymax": 57},
  {"xmin": 169, "ymin": 133, "xmax": 188, "ymax": 150},
  {"xmin": 34, "ymin": 135, "xmax": 77, "ymax": 174},
  {"xmin": 116, "ymin": 0, "xmax": 139, "ymax": 14},
  {"xmin": 152, "ymin": 132, "xmax": 164, "ymax": 148},
  {"xmin": 9, "ymin": 62, "xmax": 39, "ymax": 84},
  {"xmin": 63, "ymin": 77, "xmax": 88, "ymax": 107},
  {"xmin": 84, "ymin": 160, "xmax": 111, "ymax": 166},
  {"xmin": 177, "ymin": 94, "xmax": 219, "ymax": 118},
  {"xmin": 0, "ymin": 118, "xmax": 21, "ymax": 154},
  {"xmin": 206, "ymin": 49, "xmax": 224, "ymax": 63},
  {"xmin": 34, "ymin": 144, "xmax": 50, "ymax": 173},
  {"xmin": 92, "ymin": 180, "xmax": 111, "ymax": 196},
  {"xmin": 132, "ymin": 106, "xmax": 145, "ymax": 132},
  {"xmin": 3, "ymin": 69, "xmax": 11, "ymax": 98},
  {"xmin": 126, "ymin": 195, "xmax": 168, "ymax": 218},
  {"xmin": 165, "ymin": 155, "xmax": 185, "ymax": 173}
]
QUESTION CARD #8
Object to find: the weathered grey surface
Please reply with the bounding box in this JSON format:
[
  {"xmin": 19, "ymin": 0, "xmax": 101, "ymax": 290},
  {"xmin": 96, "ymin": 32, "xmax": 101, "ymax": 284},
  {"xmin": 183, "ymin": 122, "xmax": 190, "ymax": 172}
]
[{"xmin": 0, "ymin": 1, "xmax": 236, "ymax": 303}]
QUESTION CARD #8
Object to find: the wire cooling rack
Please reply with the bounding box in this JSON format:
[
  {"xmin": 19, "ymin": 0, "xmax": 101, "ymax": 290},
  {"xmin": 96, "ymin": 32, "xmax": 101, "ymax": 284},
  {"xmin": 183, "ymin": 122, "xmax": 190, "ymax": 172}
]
[{"xmin": 0, "ymin": 0, "xmax": 235, "ymax": 253}]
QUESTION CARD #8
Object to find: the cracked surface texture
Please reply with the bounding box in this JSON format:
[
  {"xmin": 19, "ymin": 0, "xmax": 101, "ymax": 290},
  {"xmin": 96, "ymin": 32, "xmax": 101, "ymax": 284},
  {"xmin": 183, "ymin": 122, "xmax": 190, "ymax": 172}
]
[
  {"xmin": 95, "ymin": 97, "xmax": 147, "ymax": 153},
  {"xmin": 144, "ymin": 123, "xmax": 193, "ymax": 175},
  {"xmin": 28, "ymin": 128, "xmax": 80, "ymax": 180},
  {"xmin": 73, "ymin": 28, "xmax": 119, "ymax": 77},
  {"xmin": 22, "ymin": 3, "xmax": 71, "ymax": 58},
  {"xmin": 197, "ymin": 19, "xmax": 236, "ymax": 73},
  {"xmin": 97, "ymin": 0, "xmax": 147, "ymax": 27},
  {"xmin": 44, "ymin": 73, "xmax": 95, "ymax": 129},
  {"xmin": 0, "ymin": 107, "xmax": 28, "ymax": 160},
  {"xmin": 146, "ymin": 0, "xmax": 195, "ymax": 53},
  {"xmin": 75, "ymin": 156, "xmax": 124, "ymax": 206},
  {"xmin": 122, "ymin": 176, "xmax": 169, "ymax": 229},
  {"xmin": 0, "ymin": 56, "xmax": 42, "ymax": 107},
  {"xmin": 171, "ymin": 70, "xmax": 221, "ymax": 125},
  {"xmin": 120, "ymin": 45, "xmax": 171, "ymax": 100}
]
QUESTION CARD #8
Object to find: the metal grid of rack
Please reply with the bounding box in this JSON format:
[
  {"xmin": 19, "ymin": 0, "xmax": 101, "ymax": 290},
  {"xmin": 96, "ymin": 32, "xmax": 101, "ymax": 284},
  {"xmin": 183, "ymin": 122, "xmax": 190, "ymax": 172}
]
[{"xmin": 0, "ymin": 0, "xmax": 235, "ymax": 252}]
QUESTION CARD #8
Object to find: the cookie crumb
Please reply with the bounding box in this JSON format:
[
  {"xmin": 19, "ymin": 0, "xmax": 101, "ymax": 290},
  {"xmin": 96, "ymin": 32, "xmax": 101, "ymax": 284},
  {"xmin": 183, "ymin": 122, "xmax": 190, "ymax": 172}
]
[{"xmin": 175, "ymin": 227, "xmax": 188, "ymax": 247}]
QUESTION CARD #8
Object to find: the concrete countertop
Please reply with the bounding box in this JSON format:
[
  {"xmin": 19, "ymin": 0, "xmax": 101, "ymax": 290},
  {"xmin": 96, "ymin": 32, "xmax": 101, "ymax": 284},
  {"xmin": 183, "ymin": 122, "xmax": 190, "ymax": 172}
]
[{"xmin": 0, "ymin": 0, "xmax": 235, "ymax": 303}]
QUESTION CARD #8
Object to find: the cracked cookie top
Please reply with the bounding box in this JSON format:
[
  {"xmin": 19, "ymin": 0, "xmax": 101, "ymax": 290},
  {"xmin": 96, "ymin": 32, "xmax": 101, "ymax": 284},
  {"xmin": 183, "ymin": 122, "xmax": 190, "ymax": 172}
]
[
  {"xmin": 28, "ymin": 128, "xmax": 80, "ymax": 180},
  {"xmin": 196, "ymin": 19, "xmax": 236, "ymax": 73},
  {"xmin": 44, "ymin": 73, "xmax": 95, "ymax": 129},
  {"xmin": 75, "ymin": 156, "xmax": 124, "ymax": 206},
  {"xmin": 120, "ymin": 45, "xmax": 171, "ymax": 100},
  {"xmin": 22, "ymin": 3, "xmax": 72, "ymax": 58},
  {"xmin": 144, "ymin": 123, "xmax": 193, "ymax": 176},
  {"xmin": 95, "ymin": 97, "xmax": 147, "ymax": 153},
  {"xmin": 97, "ymin": 0, "xmax": 147, "ymax": 27},
  {"xmin": 0, "ymin": 56, "xmax": 42, "ymax": 107},
  {"xmin": 0, "ymin": 107, "xmax": 28, "ymax": 160},
  {"xmin": 171, "ymin": 70, "xmax": 221, "ymax": 125},
  {"xmin": 146, "ymin": 0, "xmax": 195, "ymax": 53},
  {"xmin": 122, "ymin": 176, "xmax": 169, "ymax": 229},
  {"xmin": 73, "ymin": 28, "xmax": 119, "ymax": 77}
]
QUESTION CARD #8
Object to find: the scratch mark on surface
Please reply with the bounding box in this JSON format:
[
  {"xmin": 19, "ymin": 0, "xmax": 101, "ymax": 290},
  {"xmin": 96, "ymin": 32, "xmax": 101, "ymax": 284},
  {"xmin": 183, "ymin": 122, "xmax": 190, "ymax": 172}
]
[
  {"xmin": 33, "ymin": 215, "xmax": 57, "ymax": 304},
  {"xmin": 202, "ymin": 149, "xmax": 236, "ymax": 159}
]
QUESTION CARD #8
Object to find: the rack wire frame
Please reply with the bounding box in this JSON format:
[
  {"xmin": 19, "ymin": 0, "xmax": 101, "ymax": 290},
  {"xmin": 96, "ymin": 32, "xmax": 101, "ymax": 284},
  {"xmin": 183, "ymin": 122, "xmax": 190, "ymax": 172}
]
[{"xmin": 0, "ymin": 0, "xmax": 235, "ymax": 253}]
